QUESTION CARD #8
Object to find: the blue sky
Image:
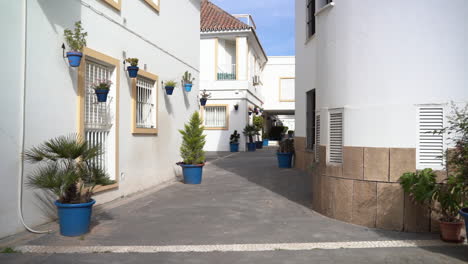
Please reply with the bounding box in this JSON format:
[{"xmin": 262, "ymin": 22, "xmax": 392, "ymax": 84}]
[{"xmin": 210, "ymin": 0, "xmax": 295, "ymax": 56}]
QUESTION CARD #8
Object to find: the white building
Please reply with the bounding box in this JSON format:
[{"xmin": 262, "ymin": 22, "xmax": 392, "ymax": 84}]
[
  {"xmin": 295, "ymin": 0, "xmax": 468, "ymax": 232},
  {"xmin": 200, "ymin": 0, "xmax": 268, "ymax": 151},
  {"xmin": 0, "ymin": 0, "xmax": 200, "ymax": 238}
]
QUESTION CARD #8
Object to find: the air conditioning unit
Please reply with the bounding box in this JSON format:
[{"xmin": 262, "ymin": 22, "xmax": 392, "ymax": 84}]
[{"xmin": 253, "ymin": 75, "xmax": 261, "ymax": 86}]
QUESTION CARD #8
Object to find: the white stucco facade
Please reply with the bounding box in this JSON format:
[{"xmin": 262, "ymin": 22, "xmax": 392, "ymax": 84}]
[
  {"xmin": 0, "ymin": 0, "xmax": 200, "ymax": 239},
  {"xmin": 295, "ymin": 0, "xmax": 468, "ymax": 152}
]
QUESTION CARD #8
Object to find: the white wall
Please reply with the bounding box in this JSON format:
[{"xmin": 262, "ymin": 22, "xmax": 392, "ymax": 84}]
[
  {"xmin": 0, "ymin": 0, "xmax": 200, "ymax": 238},
  {"xmin": 262, "ymin": 56, "xmax": 295, "ymax": 111},
  {"xmin": 295, "ymin": 0, "xmax": 468, "ymax": 147}
]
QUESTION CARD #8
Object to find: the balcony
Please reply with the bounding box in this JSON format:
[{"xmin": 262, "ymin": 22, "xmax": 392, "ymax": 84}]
[{"xmin": 217, "ymin": 64, "xmax": 236, "ymax": 80}]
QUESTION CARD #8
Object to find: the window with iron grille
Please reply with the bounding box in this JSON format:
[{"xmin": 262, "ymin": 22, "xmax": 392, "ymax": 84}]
[
  {"xmin": 307, "ymin": 0, "xmax": 316, "ymax": 38},
  {"xmin": 329, "ymin": 109, "xmax": 343, "ymax": 163},
  {"xmin": 135, "ymin": 77, "xmax": 156, "ymax": 129},
  {"xmin": 315, "ymin": 114, "xmax": 321, "ymax": 161},
  {"xmin": 204, "ymin": 105, "xmax": 228, "ymax": 129},
  {"xmin": 417, "ymin": 107, "xmax": 444, "ymax": 169},
  {"xmin": 306, "ymin": 89, "xmax": 316, "ymax": 149}
]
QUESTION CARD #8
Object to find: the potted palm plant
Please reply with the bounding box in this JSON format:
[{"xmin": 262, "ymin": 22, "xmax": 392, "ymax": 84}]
[
  {"xmin": 229, "ymin": 130, "xmax": 240, "ymax": 152},
  {"xmin": 400, "ymin": 169, "xmax": 465, "ymax": 243},
  {"xmin": 92, "ymin": 79, "xmax": 112, "ymax": 102},
  {"xmin": 177, "ymin": 112, "xmax": 206, "ymax": 184},
  {"xmin": 25, "ymin": 134, "xmax": 114, "ymax": 236},
  {"xmin": 164, "ymin": 80, "xmax": 177, "ymax": 95},
  {"xmin": 243, "ymin": 125, "xmax": 257, "ymax": 152},
  {"xmin": 182, "ymin": 71, "xmax": 195, "ymax": 92},
  {"xmin": 277, "ymin": 139, "xmax": 294, "ymax": 168},
  {"xmin": 64, "ymin": 21, "xmax": 87, "ymax": 67},
  {"xmin": 125, "ymin": 58, "xmax": 139, "ymax": 78}
]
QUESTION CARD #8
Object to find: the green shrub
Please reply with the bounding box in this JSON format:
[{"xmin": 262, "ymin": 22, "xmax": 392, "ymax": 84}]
[
  {"xmin": 64, "ymin": 21, "xmax": 87, "ymax": 52},
  {"xmin": 230, "ymin": 130, "xmax": 240, "ymax": 144},
  {"xmin": 125, "ymin": 58, "xmax": 139, "ymax": 67},
  {"xmin": 165, "ymin": 80, "xmax": 177, "ymax": 87},
  {"xmin": 243, "ymin": 125, "xmax": 257, "ymax": 143}
]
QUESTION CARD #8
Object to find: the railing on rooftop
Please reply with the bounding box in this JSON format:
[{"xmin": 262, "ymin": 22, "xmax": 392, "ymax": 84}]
[{"xmin": 217, "ymin": 64, "xmax": 236, "ymax": 80}]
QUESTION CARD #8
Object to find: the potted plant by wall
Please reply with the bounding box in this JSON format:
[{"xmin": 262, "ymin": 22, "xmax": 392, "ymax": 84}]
[
  {"xmin": 253, "ymin": 116, "xmax": 264, "ymax": 149},
  {"xmin": 229, "ymin": 130, "xmax": 240, "ymax": 152},
  {"xmin": 262, "ymin": 132, "xmax": 269, "ymax": 146},
  {"xmin": 200, "ymin": 89, "xmax": 211, "ymax": 106},
  {"xmin": 400, "ymin": 169, "xmax": 465, "ymax": 243},
  {"xmin": 164, "ymin": 80, "xmax": 177, "ymax": 95},
  {"xmin": 234, "ymin": 103, "xmax": 239, "ymax": 111},
  {"xmin": 64, "ymin": 21, "xmax": 87, "ymax": 67},
  {"xmin": 92, "ymin": 79, "xmax": 112, "ymax": 102},
  {"xmin": 243, "ymin": 125, "xmax": 257, "ymax": 152},
  {"xmin": 177, "ymin": 112, "xmax": 206, "ymax": 184},
  {"xmin": 288, "ymin": 130, "xmax": 294, "ymax": 138},
  {"xmin": 125, "ymin": 58, "xmax": 139, "ymax": 78},
  {"xmin": 25, "ymin": 134, "xmax": 114, "ymax": 236},
  {"xmin": 182, "ymin": 71, "xmax": 195, "ymax": 92},
  {"xmin": 277, "ymin": 139, "xmax": 294, "ymax": 168}
]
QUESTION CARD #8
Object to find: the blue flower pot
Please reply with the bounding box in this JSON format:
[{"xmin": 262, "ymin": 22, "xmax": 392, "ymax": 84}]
[
  {"xmin": 180, "ymin": 164, "xmax": 204, "ymax": 184},
  {"xmin": 256, "ymin": 141, "xmax": 263, "ymax": 149},
  {"xmin": 200, "ymin": 98, "xmax": 207, "ymax": 106},
  {"xmin": 247, "ymin": 142, "xmax": 256, "ymax": 152},
  {"xmin": 460, "ymin": 208, "xmax": 468, "ymax": 239},
  {"xmin": 230, "ymin": 143, "xmax": 239, "ymax": 152},
  {"xmin": 55, "ymin": 199, "xmax": 96, "ymax": 237},
  {"xmin": 277, "ymin": 152, "xmax": 293, "ymax": 168},
  {"xmin": 95, "ymin": 89, "xmax": 109, "ymax": 102},
  {"xmin": 127, "ymin": 66, "xmax": 139, "ymax": 78},
  {"xmin": 184, "ymin": 83, "xmax": 192, "ymax": 92},
  {"xmin": 165, "ymin": 86, "xmax": 175, "ymax": 95},
  {"xmin": 66, "ymin": 52, "xmax": 83, "ymax": 67},
  {"xmin": 263, "ymin": 139, "xmax": 269, "ymax": 146}
]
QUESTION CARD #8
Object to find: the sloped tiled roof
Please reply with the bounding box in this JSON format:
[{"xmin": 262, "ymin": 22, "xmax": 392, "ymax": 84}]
[{"xmin": 201, "ymin": 0, "xmax": 251, "ymax": 32}]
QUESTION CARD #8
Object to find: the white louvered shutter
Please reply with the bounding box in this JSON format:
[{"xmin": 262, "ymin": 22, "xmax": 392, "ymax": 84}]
[
  {"xmin": 315, "ymin": 114, "xmax": 321, "ymax": 162},
  {"xmin": 329, "ymin": 110, "xmax": 343, "ymax": 163},
  {"xmin": 204, "ymin": 106, "xmax": 227, "ymax": 128},
  {"xmin": 417, "ymin": 107, "xmax": 444, "ymax": 168}
]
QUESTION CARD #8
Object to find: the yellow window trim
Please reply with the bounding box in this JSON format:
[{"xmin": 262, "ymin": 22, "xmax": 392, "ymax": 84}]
[
  {"xmin": 201, "ymin": 104, "xmax": 230, "ymax": 130},
  {"xmin": 279, "ymin": 77, "xmax": 296, "ymax": 102},
  {"xmin": 131, "ymin": 69, "xmax": 159, "ymax": 135},
  {"xmin": 102, "ymin": 0, "xmax": 121, "ymax": 11},
  {"xmin": 144, "ymin": 0, "xmax": 160, "ymax": 12},
  {"xmin": 77, "ymin": 47, "xmax": 120, "ymax": 193}
]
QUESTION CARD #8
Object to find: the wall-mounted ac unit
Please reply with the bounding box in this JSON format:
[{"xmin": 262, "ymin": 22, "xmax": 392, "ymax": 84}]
[{"xmin": 253, "ymin": 75, "xmax": 261, "ymax": 86}]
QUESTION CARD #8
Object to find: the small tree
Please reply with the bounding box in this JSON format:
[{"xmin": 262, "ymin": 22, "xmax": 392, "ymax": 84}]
[
  {"xmin": 179, "ymin": 112, "xmax": 206, "ymax": 164},
  {"xmin": 253, "ymin": 116, "xmax": 264, "ymax": 141}
]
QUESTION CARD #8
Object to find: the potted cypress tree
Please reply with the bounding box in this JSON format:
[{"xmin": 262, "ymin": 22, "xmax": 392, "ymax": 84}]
[
  {"xmin": 277, "ymin": 139, "xmax": 294, "ymax": 168},
  {"xmin": 125, "ymin": 58, "xmax": 139, "ymax": 78},
  {"xmin": 177, "ymin": 112, "xmax": 206, "ymax": 184},
  {"xmin": 253, "ymin": 116, "xmax": 264, "ymax": 149},
  {"xmin": 229, "ymin": 130, "xmax": 240, "ymax": 152},
  {"xmin": 25, "ymin": 134, "xmax": 114, "ymax": 236},
  {"xmin": 243, "ymin": 125, "xmax": 257, "ymax": 152},
  {"xmin": 63, "ymin": 21, "xmax": 87, "ymax": 67},
  {"xmin": 164, "ymin": 80, "xmax": 177, "ymax": 95},
  {"xmin": 182, "ymin": 71, "xmax": 195, "ymax": 92}
]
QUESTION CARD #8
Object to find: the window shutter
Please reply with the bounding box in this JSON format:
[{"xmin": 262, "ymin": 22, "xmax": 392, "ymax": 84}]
[
  {"xmin": 136, "ymin": 77, "xmax": 156, "ymax": 129},
  {"xmin": 329, "ymin": 110, "xmax": 343, "ymax": 163},
  {"xmin": 204, "ymin": 106, "xmax": 227, "ymax": 128},
  {"xmin": 315, "ymin": 114, "xmax": 321, "ymax": 161},
  {"xmin": 417, "ymin": 107, "xmax": 444, "ymax": 168}
]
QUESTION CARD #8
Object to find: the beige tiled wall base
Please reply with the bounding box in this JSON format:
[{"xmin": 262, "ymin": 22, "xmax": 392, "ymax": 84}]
[
  {"xmin": 295, "ymin": 145, "xmax": 437, "ymax": 233},
  {"xmin": 294, "ymin": 137, "xmax": 315, "ymax": 171}
]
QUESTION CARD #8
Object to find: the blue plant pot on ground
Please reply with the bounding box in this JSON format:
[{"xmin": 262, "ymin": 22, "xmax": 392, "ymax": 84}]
[
  {"xmin": 95, "ymin": 89, "xmax": 109, "ymax": 102},
  {"xmin": 256, "ymin": 141, "xmax": 263, "ymax": 149},
  {"xmin": 165, "ymin": 86, "xmax": 175, "ymax": 95},
  {"xmin": 277, "ymin": 152, "xmax": 293, "ymax": 168},
  {"xmin": 230, "ymin": 143, "xmax": 239, "ymax": 152},
  {"xmin": 55, "ymin": 199, "xmax": 96, "ymax": 237},
  {"xmin": 66, "ymin": 52, "xmax": 83, "ymax": 67},
  {"xmin": 460, "ymin": 208, "xmax": 468, "ymax": 239},
  {"xmin": 263, "ymin": 139, "xmax": 269, "ymax": 146},
  {"xmin": 247, "ymin": 142, "xmax": 256, "ymax": 152},
  {"xmin": 184, "ymin": 83, "xmax": 192, "ymax": 92},
  {"xmin": 200, "ymin": 98, "xmax": 207, "ymax": 106},
  {"xmin": 127, "ymin": 66, "xmax": 139, "ymax": 78},
  {"xmin": 180, "ymin": 164, "xmax": 204, "ymax": 184}
]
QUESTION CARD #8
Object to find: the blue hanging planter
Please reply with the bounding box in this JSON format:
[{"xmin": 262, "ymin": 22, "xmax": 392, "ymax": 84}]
[
  {"xmin": 55, "ymin": 199, "xmax": 96, "ymax": 236},
  {"xmin": 200, "ymin": 98, "xmax": 207, "ymax": 106},
  {"xmin": 230, "ymin": 143, "xmax": 239, "ymax": 152},
  {"xmin": 277, "ymin": 152, "xmax": 293, "ymax": 168},
  {"xmin": 180, "ymin": 164, "xmax": 204, "ymax": 184},
  {"xmin": 165, "ymin": 86, "xmax": 175, "ymax": 95},
  {"xmin": 66, "ymin": 51, "xmax": 83, "ymax": 67},
  {"xmin": 95, "ymin": 89, "xmax": 109, "ymax": 102},
  {"xmin": 184, "ymin": 83, "xmax": 193, "ymax": 92},
  {"xmin": 127, "ymin": 66, "xmax": 139, "ymax": 78}
]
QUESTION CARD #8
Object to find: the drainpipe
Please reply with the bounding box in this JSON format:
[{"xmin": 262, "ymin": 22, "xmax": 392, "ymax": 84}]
[{"xmin": 18, "ymin": 0, "xmax": 50, "ymax": 234}]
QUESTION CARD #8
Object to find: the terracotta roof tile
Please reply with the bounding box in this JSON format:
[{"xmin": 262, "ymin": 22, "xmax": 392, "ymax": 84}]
[{"xmin": 201, "ymin": 0, "xmax": 251, "ymax": 32}]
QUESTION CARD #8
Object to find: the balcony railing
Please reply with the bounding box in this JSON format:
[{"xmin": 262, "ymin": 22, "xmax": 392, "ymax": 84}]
[{"xmin": 217, "ymin": 64, "xmax": 236, "ymax": 80}]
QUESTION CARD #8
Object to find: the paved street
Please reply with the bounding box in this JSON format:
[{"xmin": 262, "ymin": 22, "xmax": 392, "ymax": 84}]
[{"xmin": 1, "ymin": 148, "xmax": 466, "ymax": 263}]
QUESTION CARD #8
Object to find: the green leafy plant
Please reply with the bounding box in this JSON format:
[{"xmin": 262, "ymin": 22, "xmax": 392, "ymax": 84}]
[
  {"xmin": 278, "ymin": 139, "xmax": 295, "ymax": 153},
  {"xmin": 262, "ymin": 132, "xmax": 269, "ymax": 139},
  {"xmin": 243, "ymin": 125, "xmax": 257, "ymax": 143},
  {"xmin": 64, "ymin": 21, "xmax": 87, "ymax": 52},
  {"xmin": 91, "ymin": 79, "xmax": 112, "ymax": 90},
  {"xmin": 179, "ymin": 112, "xmax": 206, "ymax": 165},
  {"xmin": 125, "ymin": 58, "xmax": 139, "ymax": 67},
  {"xmin": 25, "ymin": 134, "xmax": 114, "ymax": 204},
  {"xmin": 1, "ymin": 247, "xmax": 20, "ymax": 254},
  {"xmin": 230, "ymin": 130, "xmax": 240, "ymax": 144},
  {"xmin": 182, "ymin": 71, "xmax": 195, "ymax": 85},
  {"xmin": 165, "ymin": 80, "xmax": 177, "ymax": 87},
  {"xmin": 200, "ymin": 89, "xmax": 211, "ymax": 99}
]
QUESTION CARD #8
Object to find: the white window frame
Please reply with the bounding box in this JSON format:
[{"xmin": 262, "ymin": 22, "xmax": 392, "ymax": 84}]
[
  {"xmin": 202, "ymin": 105, "xmax": 229, "ymax": 130},
  {"xmin": 132, "ymin": 70, "xmax": 158, "ymax": 135},
  {"xmin": 328, "ymin": 108, "xmax": 344, "ymax": 164},
  {"xmin": 416, "ymin": 105, "xmax": 446, "ymax": 170}
]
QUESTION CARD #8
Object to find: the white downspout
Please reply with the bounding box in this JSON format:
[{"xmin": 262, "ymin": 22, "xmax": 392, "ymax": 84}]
[{"xmin": 18, "ymin": 0, "xmax": 50, "ymax": 234}]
